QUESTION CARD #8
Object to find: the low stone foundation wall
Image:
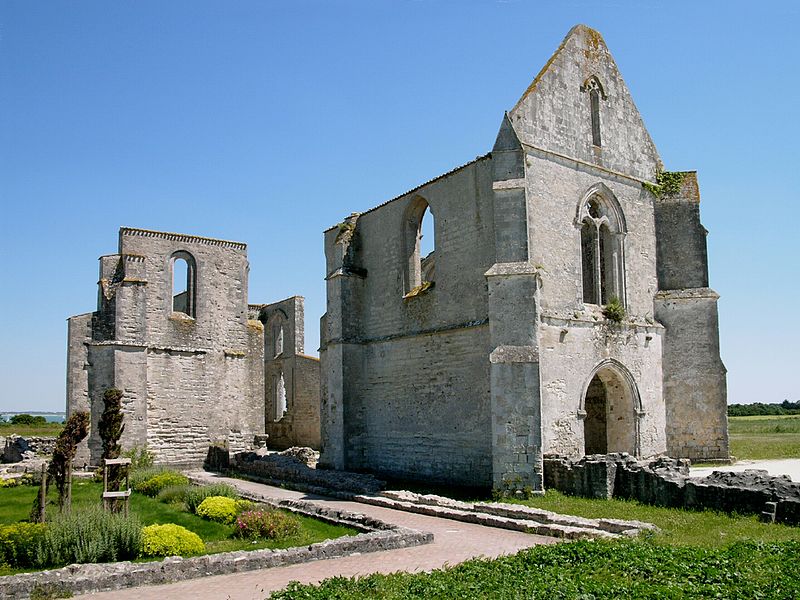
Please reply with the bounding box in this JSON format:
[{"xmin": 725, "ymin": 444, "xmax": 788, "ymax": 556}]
[
  {"xmin": 1, "ymin": 436, "xmax": 56, "ymax": 463},
  {"xmin": 229, "ymin": 451, "xmax": 385, "ymax": 496},
  {"xmin": 0, "ymin": 483, "xmax": 432, "ymax": 600},
  {"xmin": 544, "ymin": 454, "xmax": 800, "ymax": 526}
]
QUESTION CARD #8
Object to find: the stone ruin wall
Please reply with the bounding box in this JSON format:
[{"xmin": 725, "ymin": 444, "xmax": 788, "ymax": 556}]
[{"xmin": 67, "ymin": 228, "xmax": 266, "ymax": 467}]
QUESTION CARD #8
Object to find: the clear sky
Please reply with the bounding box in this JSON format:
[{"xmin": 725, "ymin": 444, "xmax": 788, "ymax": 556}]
[{"xmin": 1, "ymin": 0, "xmax": 797, "ymax": 411}]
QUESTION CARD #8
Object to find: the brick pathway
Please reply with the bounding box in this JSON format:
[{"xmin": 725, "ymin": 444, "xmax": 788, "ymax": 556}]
[{"xmin": 76, "ymin": 474, "xmax": 557, "ymax": 600}]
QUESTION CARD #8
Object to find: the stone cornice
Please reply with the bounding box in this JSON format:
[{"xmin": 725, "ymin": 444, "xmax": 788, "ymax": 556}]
[{"xmin": 120, "ymin": 227, "xmax": 247, "ymax": 250}]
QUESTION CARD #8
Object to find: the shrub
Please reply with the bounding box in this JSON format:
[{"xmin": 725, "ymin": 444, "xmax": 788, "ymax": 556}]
[
  {"xmin": 0, "ymin": 522, "xmax": 46, "ymax": 567},
  {"xmin": 234, "ymin": 509, "xmax": 301, "ymax": 540},
  {"xmin": 185, "ymin": 483, "xmax": 239, "ymax": 513},
  {"xmin": 0, "ymin": 477, "xmax": 18, "ymax": 488},
  {"xmin": 129, "ymin": 465, "xmax": 168, "ymax": 490},
  {"xmin": 36, "ymin": 507, "xmax": 141, "ymax": 567},
  {"xmin": 132, "ymin": 470, "xmax": 189, "ymax": 497},
  {"xmin": 196, "ymin": 496, "xmax": 239, "ymax": 524},
  {"xmin": 157, "ymin": 484, "xmax": 190, "ymax": 505},
  {"xmin": 123, "ymin": 445, "xmax": 154, "ymax": 470},
  {"xmin": 139, "ymin": 524, "xmax": 204, "ymax": 557},
  {"xmin": 602, "ymin": 296, "xmax": 626, "ymax": 323},
  {"xmin": 10, "ymin": 414, "xmax": 47, "ymax": 426}
]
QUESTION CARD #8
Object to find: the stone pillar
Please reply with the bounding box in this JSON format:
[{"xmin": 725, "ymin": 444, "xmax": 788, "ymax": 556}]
[
  {"xmin": 318, "ymin": 214, "xmax": 364, "ymax": 471},
  {"xmin": 653, "ymin": 173, "xmax": 728, "ymax": 461},
  {"xmin": 485, "ymin": 115, "xmax": 544, "ymax": 493}
]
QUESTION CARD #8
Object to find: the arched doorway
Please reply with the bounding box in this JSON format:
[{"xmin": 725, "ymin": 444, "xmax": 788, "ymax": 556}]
[{"xmin": 581, "ymin": 362, "xmax": 641, "ymax": 456}]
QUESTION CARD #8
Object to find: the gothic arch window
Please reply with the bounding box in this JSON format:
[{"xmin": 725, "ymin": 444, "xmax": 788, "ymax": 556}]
[
  {"xmin": 402, "ymin": 196, "xmax": 436, "ymax": 295},
  {"xmin": 576, "ymin": 187, "xmax": 626, "ymax": 306},
  {"xmin": 171, "ymin": 251, "xmax": 196, "ymax": 317},
  {"xmin": 582, "ymin": 76, "xmax": 606, "ymax": 147}
]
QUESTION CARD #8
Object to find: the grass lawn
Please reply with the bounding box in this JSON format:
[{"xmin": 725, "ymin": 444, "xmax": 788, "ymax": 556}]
[
  {"xmin": 267, "ymin": 538, "xmax": 800, "ymax": 599},
  {"xmin": 728, "ymin": 414, "xmax": 800, "ymax": 460},
  {"xmin": 503, "ymin": 489, "xmax": 800, "ymax": 547},
  {"xmin": 0, "ymin": 480, "xmax": 357, "ymax": 575},
  {"xmin": 0, "ymin": 422, "xmax": 63, "ymax": 438}
]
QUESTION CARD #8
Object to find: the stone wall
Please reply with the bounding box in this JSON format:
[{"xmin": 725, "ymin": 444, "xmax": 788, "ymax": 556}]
[
  {"xmin": 544, "ymin": 454, "xmax": 800, "ymax": 525},
  {"xmin": 259, "ymin": 297, "xmax": 321, "ymax": 449},
  {"xmin": 320, "ymin": 24, "xmax": 728, "ymax": 492},
  {"xmin": 66, "ymin": 228, "xmax": 268, "ymax": 466}
]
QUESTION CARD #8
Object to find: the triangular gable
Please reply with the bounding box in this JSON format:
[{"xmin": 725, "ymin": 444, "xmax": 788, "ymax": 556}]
[{"xmin": 508, "ymin": 25, "xmax": 662, "ymax": 182}]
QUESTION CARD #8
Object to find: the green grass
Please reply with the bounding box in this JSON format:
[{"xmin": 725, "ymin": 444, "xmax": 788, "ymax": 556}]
[
  {"xmin": 0, "ymin": 481, "xmax": 357, "ymax": 574},
  {"xmin": 503, "ymin": 490, "xmax": 800, "ymax": 548},
  {"xmin": 268, "ymin": 538, "xmax": 800, "ymax": 599},
  {"xmin": 728, "ymin": 415, "xmax": 800, "ymax": 460},
  {"xmin": 0, "ymin": 422, "xmax": 63, "ymax": 438}
]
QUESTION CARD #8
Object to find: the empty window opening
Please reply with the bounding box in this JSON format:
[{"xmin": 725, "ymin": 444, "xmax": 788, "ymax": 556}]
[
  {"xmin": 403, "ymin": 197, "xmax": 436, "ymax": 295},
  {"xmin": 420, "ymin": 205, "xmax": 436, "ymax": 284},
  {"xmin": 590, "ymin": 87, "xmax": 602, "ymax": 146},
  {"xmin": 273, "ymin": 373, "xmax": 287, "ymax": 421},
  {"xmin": 579, "ymin": 193, "xmax": 624, "ymax": 306},
  {"xmin": 171, "ymin": 252, "xmax": 196, "ymax": 317},
  {"xmin": 583, "ymin": 76, "xmax": 605, "ymax": 148},
  {"xmin": 273, "ymin": 325, "xmax": 284, "ymax": 358}
]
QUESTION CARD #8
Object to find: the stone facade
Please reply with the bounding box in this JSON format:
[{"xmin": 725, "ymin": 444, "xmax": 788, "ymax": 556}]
[
  {"xmin": 252, "ymin": 297, "xmax": 321, "ymax": 449},
  {"xmin": 319, "ymin": 25, "xmax": 728, "ymax": 492},
  {"xmin": 66, "ymin": 227, "xmax": 319, "ymax": 466}
]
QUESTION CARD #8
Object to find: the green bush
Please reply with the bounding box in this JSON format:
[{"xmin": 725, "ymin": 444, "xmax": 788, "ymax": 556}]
[
  {"xmin": 185, "ymin": 483, "xmax": 239, "ymax": 513},
  {"xmin": 602, "ymin": 296, "xmax": 626, "ymax": 323},
  {"xmin": 234, "ymin": 509, "xmax": 301, "ymax": 540},
  {"xmin": 156, "ymin": 484, "xmax": 190, "ymax": 505},
  {"xmin": 129, "ymin": 465, "xmax": 168, "ymax": 490},
  {"xmin": 0, "ymin": 477, "xmax": 18, "ymax": 488},
  {"xmin": 0, "ymin": 522, "xmax": 46, "ymax": 567},
  {"xmin": 36, "ymin": 507, "xmax": 141, "ymax": 567},
  {"xmin": 122, "ymin": 446, "xmax": 154, "ymax": 470},
  {"xmin": 9, "ymin": 414, "xmax": 47, "ymax": 426},
  {"xmin": 196, "ymin": 496, "xmax": 239, "ymax": 524},
  {"xmin": 132, "ymin": 470, "xmax": 189, "ymax": 497},
  {"xmin": 139, "ymin": 524, "xmax": 204, "ymax": 557}
]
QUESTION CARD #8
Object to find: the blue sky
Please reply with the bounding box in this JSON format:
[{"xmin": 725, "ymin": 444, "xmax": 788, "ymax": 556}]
[{"xmin": 1, "ymin": 0, "xmax": 797, "ymax": 411}]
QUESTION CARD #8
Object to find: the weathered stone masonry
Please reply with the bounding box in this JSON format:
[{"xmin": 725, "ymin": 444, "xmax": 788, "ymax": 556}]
[
  {"xmin": 319, "ymin": 25, "xmax": 728, "ymax": 492},
  {"xmin": 67, "ymin": 227, "xmax": 319, "ymax": 466}
]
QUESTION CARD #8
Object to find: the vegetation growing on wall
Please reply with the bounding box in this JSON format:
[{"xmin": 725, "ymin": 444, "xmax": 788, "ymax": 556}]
[
  {"xmin": 602, "ymin": 297, "xmax": 625, "ymax": 323},
  {"xmin": 643, "ymin": 170, "xmax": 688, "ymax": 198}
]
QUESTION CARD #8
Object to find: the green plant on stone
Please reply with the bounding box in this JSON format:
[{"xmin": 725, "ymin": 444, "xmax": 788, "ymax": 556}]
[
  {"xmin": 643, "ymin": 170, "xmax": 688, "ymax": 199},
  {"xmin": 139, "ymin": 524, "xmax": 204, "ymax": 557},
  {"xmin": 603, "ymin": 296, "xmax": 625, "ymax": 323},
  {"xmin": 196, "ymin": 496, "xmax": 239, "ymax": 524},
  {"xmin": 185, "ymin": 483, "xmax": 239, "ymax": 513}
]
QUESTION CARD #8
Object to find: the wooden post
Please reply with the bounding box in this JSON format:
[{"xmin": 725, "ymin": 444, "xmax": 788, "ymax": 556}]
[
  {"xmin": 38, "ymin": 463, "xmax": 47, "ymax": 523},
  {"xmin": 64, "ymin": 462, "xmax": 72, "ymax": 514}
]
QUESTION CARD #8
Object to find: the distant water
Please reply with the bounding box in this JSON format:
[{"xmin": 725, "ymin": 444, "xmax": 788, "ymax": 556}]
[{"xmin": 1, "ymin": 412, "xmax": 65, "ymax": 423}]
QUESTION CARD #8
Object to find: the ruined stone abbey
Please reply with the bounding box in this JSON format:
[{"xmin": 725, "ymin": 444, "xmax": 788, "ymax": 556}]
[{"xmin": 67, "ymin": 25, "xmax": 728, "ymax": 492}]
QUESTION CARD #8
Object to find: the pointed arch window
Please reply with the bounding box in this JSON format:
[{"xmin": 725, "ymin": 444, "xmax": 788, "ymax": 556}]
[
  {"xmin": 402, "ymin": 196, "xmax": 436, "ymax": 296},
  {"xmin": 171, "ymin": 251, "xmax": 197, "ymax": 317},
  {"xmin": 582, "ymin": 76, "xmax": 606, "ymax": 148},
  {"xmin": 577, "ymin": 190, "xmax": 626, "ymax": 306}
]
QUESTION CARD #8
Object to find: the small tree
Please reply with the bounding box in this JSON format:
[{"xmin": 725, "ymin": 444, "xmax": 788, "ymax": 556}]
[
  {"xmin": 99, "ymin": 388, "xmax": 125, "ymax": 505},
  {"xmin": 48, "ymin": 411, "xmax": 90, "ymax": 513}
]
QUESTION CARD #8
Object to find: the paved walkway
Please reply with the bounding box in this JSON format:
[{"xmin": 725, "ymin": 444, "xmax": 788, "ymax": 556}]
[
  {"xmin": 77, "ymin": 474, "xmax": 556, "ymax": 600},
  {"xmin": 691, "ymin": 458, "xmax": 800, "ymax": 481}
]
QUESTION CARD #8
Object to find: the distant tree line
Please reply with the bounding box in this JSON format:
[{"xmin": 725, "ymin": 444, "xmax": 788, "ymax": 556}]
[{"xmin": 728, "ymin": 401, "xmax": 800, "ymax": 417}]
